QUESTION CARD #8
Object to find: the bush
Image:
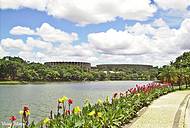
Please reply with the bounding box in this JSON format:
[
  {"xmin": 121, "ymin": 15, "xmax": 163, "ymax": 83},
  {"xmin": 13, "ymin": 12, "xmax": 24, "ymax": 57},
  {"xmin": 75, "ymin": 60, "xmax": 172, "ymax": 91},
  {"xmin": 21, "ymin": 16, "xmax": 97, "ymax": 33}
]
[{"xmin": 29, "ymin": 83, "xmax": 172, "ymax": 128}]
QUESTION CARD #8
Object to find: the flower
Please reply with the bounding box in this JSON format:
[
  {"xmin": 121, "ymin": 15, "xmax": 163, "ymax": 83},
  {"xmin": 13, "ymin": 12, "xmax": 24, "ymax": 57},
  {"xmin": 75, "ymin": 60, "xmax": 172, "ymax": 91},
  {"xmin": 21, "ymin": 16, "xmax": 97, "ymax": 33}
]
[
  {"xmin": 68, "ymin": 99, "xmax": 73, "ymax": 105},
  {"xmin": 9, "ymin": 116, "xmax": 16, "ymax": 121},
  {"xmin": 73, "ymin": 106, "xmax": 81, "ymax": 114},
  {"xmin": 120, "ymin": 93, "xmax": 124, "ymax": 97},
  {"xmin": 19, "ymin": 110, "xmax": 23, "ymax": 115},
  {"xmin": 97, "ymin": 112, "xmax": 102, "ymax": 118},
  {"xmin": 88, "ymin": 110, "xmax": 95, "ymax": 116},
  {"xmin": 43, "ymin": 117, "xmax": 50, "ymax": 125},
  {"xmin": 25, "ymin": 110, "xmax": 30, "ymax": 116},
  {"xmin": 97, "ymin": 99, "xmax": 103, "ymax": 105},
  {"xmin": 58, "ymin": 98, "xmax": 62, "ymax": 103},
  {"xmin": 113, "ymin": 93, "xmax": 118, "ymax": 98},
  {"xmin": 58, "ymin": 96, "xmax": 68, "ymax": 103},
  {"xmin": 66, "ymin": 110, "xmax": 70, "ymax": 115},
  {"xmin": 24, "ymin": 106, "xmax": 29, "ymax": 112}
]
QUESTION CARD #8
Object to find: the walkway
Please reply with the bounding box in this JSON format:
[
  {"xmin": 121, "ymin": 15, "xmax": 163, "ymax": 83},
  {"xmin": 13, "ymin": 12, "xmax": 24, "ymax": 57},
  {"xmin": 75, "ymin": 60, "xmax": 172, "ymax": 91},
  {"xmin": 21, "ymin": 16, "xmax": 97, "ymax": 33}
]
[{"xmin": 123, "ymin": 90, "xmax": 190, "ymax": 128}]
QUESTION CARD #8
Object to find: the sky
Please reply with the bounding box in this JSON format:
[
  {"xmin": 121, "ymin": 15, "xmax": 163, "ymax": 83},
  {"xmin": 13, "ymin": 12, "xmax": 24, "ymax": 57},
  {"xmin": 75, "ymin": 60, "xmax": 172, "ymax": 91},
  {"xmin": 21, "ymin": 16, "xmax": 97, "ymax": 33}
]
[{"xmin": 0, "ymin": 0, "xmax": 190, "ymax": 66}]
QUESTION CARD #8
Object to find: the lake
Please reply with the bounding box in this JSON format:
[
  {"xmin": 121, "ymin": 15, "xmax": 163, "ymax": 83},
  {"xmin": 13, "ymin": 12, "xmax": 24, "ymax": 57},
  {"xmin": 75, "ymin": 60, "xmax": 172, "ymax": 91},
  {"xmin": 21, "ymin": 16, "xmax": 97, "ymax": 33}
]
[{"xmin": 0, "ymin": 81, "xmax": 152, "ymax": 122}]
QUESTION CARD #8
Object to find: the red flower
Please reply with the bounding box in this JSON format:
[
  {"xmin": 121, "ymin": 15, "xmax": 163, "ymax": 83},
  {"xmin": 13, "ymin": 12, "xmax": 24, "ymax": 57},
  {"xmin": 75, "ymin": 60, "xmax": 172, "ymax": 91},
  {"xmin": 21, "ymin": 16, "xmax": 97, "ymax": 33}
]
[
  {"xmin": 132, "ymin": 88, "xmax": 137, "ymax": 94},
  {"xmin": 68, "ymin": 99, "xmax": 73, "ymax": 105},
  {"xmin": 66, "ymin": 110, "xmax": 70, "ymax": 115},
  {"xmin": 9, "ymin": 116, "xmax": 16, "ymax": 121}
]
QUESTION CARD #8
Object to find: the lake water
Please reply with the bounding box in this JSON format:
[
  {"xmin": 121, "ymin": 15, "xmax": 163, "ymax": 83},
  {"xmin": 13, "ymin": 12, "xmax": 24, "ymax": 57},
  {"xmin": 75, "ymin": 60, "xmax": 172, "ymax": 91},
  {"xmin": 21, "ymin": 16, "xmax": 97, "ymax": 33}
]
[{"xmin": 0, "ymin": 81, "xmax": 152, "ymax": 122}]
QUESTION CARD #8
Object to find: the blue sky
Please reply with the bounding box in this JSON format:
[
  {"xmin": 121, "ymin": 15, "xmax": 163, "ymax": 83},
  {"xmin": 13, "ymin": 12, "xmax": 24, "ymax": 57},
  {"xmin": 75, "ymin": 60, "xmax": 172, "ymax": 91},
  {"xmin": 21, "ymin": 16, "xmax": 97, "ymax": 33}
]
[
  {"xmin": 0, "ymin": 0, "xmax": 190, "ymax": 66},
  {"xmin": 1, "ymin": 9, "xmax": 128, "ymax": 44}
]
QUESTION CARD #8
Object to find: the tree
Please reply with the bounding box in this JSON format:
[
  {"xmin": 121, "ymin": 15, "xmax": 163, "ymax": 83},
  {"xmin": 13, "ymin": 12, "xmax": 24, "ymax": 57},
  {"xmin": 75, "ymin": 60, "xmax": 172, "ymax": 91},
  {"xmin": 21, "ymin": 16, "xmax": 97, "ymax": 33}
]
[
  {"xmin": 183, "ymin": 67, "xmax": 190, "ymax": 88},
  {"xmin": 159, "ymin": 66, "xmax": 178, "ymax": 88}
]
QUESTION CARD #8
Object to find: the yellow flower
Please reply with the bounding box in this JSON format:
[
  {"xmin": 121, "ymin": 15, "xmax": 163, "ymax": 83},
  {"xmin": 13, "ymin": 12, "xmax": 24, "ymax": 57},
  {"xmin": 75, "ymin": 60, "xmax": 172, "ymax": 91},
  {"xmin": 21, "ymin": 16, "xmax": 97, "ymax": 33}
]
[
  {"xmin": 43, "ymin": 118, "xmax": 50, "ymax": 125},
  {"xmin": 58, "ymin": 96, "xmax": 68, "ymax": 103},
  {"xmin": 73, "ymin": 106, "xmax": 81, "ymax": 114},
  {"xmin": 97, "ymin": 112, "xmax": 102, "ymax": 118},
  {"xmin": 97, "ymin": 99, "xmax": 103, "ymax": 105},
  {"xmin": 88, "ymin": 110, "xmax": 95, "ymax": 116},
  {"xmin": 25, "ymin": 110, "xmax": 30, "ymax": 116},
  {"xmin": 19, "ymin": 110, "xmax": 23, "ymax": 115},
  {"xmin": 58, "ymin": 98, "xmax": 62, "ymax": 103},
  {"xmin": 62, "ymin": 96, "xmax": 68, "ymax": 101}
]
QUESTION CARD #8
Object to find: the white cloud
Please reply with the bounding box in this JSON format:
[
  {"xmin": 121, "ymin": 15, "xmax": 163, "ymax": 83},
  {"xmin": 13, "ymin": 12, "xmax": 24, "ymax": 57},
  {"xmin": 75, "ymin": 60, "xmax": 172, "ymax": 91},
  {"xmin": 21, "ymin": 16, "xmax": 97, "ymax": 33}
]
[
  {"xmin": 46, "ymin": 0, "xmax": 157, "ymax": 25},
  {"xmin": 2, "ymin": 19, "xmax": 190, "ymax": 66},
  {"xmin": 152, "ymin": 18, "xmax": 168, "ymax": 28},
  {"xmin": 88, "ymin": 28, "xmax": 152, "ymax": 55},
  {"xmin": 18, "ymin": 51, "xmax": 48, "ymax": 62},
  {"xmin": 0, "ymin": 45, "xmax": 6, "ymax": 57},
  {"xmin": 9, "ymin": 23, "xmax": 78, "ymax": 43},
  {"xmin": 36, "ymin": 23, "xmax": 78, "ymax": 43},
  {"xmin": 1, "ymin": 38, "xmax": 31, "ymax": 51},
  {"xmin": 1, "ymin": 0, "xmax": 47, "ymax": 11},
  {"xmin": 50, "ymin": 42, "xmax": 95, "ymax": 57},
  {"xmin": 154, "ymin": 0, "xmax": 190, "ymax": 11},
  {"xmin": 175, "ymin": 19, "xmax": 190, "ymax": 50},
  {"xmin": 10, "ymin": 26, "xmax": 35, "ymax": 35},
  {"xmin": 1, "ymin": 0, "xmax": 157, "ymax": 25},
  {"xmin": 86, "ymin": 18, "xmax": 190, "ymax": 65},
  {"xmin": 26, "ymin": 37, "xmax": 53, "ymax": 52}
]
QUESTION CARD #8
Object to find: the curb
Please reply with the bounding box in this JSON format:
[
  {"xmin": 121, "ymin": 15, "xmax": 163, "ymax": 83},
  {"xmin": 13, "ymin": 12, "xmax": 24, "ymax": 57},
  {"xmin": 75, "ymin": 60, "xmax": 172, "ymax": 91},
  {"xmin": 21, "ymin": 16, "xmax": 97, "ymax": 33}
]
[
  {"xmin": 172, "ymin": 94, "xmax": 190, "ymax": 128},
  {"xmin": 184, "ymin": 95, "xmax": 190, "ymax": 128}
]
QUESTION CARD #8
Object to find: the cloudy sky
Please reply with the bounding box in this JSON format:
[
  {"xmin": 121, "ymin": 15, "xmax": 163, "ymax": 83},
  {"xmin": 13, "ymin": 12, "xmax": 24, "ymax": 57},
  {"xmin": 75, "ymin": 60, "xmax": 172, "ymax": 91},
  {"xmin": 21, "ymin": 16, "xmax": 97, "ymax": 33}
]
[{"xmin": 0, "ymin": 0, "xmax": 190, "ymax": 66}]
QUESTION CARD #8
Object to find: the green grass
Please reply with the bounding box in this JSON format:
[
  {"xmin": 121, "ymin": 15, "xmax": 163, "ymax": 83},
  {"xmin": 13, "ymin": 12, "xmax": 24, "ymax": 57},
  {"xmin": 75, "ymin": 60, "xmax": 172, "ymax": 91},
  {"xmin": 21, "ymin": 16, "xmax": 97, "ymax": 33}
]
[{"xmin": 0, "ymin": 80, "xmax": 27, "ymax": 85}]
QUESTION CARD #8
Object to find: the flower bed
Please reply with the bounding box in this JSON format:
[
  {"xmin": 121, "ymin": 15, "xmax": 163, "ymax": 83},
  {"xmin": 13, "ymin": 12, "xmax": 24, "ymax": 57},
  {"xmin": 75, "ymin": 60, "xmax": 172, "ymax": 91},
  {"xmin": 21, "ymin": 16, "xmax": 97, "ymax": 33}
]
[
  {"xmin": 26, "ymin": 82, "xmax": 172, "ymax": 128},
  {"xmin": 6, "ymin": 83, "xmax": 172, "ymax": 128}
]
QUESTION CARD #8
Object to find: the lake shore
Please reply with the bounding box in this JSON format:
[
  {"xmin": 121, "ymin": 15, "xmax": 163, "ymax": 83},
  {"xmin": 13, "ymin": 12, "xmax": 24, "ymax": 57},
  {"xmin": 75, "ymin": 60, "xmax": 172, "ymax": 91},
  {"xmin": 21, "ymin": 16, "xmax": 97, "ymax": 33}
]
[
  {"xmin": 0, "ymin": 80, "xmax": 155, "ymax": 85},
  {"xmin": 0, "ymin": 80, "xmax": 47, "ymax": 85},
  {"xmin": 0, "ymin": 80, "xmax": 27, "ymax": 85}
]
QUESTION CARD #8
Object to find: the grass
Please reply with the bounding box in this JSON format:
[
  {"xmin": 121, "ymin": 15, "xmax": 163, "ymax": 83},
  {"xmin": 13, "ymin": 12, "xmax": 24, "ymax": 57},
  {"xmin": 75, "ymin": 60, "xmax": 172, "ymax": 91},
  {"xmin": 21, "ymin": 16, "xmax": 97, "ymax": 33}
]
[
  {"xmin": 0, "ymin": 80, "xmax": 27, "ymax": 85},
  {"xmin": 0, "ymin": 80, "xmax": 49, "ymax": 85}
]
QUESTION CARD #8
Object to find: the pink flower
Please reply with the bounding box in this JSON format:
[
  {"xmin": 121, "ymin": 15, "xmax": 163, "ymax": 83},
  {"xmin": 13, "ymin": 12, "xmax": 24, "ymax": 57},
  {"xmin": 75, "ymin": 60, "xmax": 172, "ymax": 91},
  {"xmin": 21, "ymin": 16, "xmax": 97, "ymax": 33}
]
[{"xmin": 113, "ymin": 93, "xmax": 118, "ymax": 98}]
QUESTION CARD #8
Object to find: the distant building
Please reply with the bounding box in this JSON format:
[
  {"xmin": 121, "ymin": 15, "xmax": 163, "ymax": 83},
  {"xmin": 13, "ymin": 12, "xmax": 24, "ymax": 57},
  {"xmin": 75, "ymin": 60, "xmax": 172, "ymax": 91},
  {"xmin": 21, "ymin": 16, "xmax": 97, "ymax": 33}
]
[
  {"xmin": 44, "ymin": 61, "xmax": 91, "ymax": 70},
  {"xmin": 96, "ymin": 64, "xmax": 154, "ymax": 70}
]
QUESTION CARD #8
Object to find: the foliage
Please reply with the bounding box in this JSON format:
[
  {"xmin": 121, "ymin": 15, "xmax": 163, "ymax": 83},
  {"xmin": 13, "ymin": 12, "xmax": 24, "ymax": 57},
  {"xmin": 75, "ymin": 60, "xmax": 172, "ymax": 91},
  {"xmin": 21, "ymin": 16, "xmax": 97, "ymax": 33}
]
[
  {"xmin": 0, "ymin": 56, "xmax": 158, "ymax": 81},
  {"xmin": 159, "ymin": 51, "xmax": 190, "ymax": 89},
  {"xmin": 27, "ymin": 83, "xmax": 172, "ymax": 128}
]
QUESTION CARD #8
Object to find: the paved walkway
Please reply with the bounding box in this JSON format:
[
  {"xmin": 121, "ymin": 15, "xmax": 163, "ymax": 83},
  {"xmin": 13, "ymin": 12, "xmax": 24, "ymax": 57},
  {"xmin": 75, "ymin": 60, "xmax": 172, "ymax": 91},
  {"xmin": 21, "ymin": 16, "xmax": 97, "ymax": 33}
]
[{"xmin": 123, "ymin": 90, "xmax": 190, "ymax": 128}]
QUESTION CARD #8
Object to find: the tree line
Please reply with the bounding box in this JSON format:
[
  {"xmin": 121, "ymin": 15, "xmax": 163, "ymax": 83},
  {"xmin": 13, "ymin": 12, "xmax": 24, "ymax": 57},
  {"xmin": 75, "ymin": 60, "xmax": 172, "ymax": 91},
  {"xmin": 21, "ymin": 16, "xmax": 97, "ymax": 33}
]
[
  {"xmin": 0, "ymin": 56, "xmax": 158, "ymax": 82},
  {"xmin": 159, "ymin": 51, "xmax": 190, "ymax": 89}
]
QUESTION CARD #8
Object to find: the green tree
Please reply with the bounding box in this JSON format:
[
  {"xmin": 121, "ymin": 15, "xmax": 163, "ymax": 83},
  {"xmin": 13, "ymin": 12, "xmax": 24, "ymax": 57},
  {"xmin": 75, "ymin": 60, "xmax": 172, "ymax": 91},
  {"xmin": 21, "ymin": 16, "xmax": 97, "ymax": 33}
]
[{"xmin": 159, "ymin": 66, "xmax": 178, "ymax": 88}]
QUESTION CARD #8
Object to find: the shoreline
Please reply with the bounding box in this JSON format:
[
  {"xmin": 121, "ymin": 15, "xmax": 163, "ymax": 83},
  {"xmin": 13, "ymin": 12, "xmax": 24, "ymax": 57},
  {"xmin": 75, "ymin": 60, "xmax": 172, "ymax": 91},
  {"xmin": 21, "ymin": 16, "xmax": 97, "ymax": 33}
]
[
  {"xmin": 0, "ymin": 80, "xmax": 155, "ymax": 85},
  {"xmin": 0, "ymin": 81, "xmax": 45, "ymax": 85}
]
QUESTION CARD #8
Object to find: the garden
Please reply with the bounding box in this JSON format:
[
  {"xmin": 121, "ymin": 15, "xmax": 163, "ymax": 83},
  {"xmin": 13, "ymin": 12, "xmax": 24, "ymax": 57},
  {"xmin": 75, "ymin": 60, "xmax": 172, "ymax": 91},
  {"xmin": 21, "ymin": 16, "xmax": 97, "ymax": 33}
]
[{"xmin": 6, "ymin": 82, "xmax": 173, "ymax": 128}]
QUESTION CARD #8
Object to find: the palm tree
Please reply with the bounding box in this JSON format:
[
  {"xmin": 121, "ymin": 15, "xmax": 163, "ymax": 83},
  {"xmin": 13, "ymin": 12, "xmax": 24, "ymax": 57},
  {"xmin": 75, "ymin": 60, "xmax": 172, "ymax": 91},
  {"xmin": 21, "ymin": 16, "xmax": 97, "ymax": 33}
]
[
  {"xmin": 183, "ymin": 67, "xmax": 190, "ymax": 88},
  {"xmin": 159, "ymin": 66, "xmax": 178, "ymax": 89}
]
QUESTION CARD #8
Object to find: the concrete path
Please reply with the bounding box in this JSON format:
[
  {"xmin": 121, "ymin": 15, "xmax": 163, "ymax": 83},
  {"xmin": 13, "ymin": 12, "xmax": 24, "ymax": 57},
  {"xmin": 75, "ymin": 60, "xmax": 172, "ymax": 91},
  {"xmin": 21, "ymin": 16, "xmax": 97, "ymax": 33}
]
[
  {"xmin": 185, "ymin": 94, "xmax": 190, "ymax": 128},
  {"xmin": 123, "ymin": 90, "xmax": 190, "ymax": 128}
]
